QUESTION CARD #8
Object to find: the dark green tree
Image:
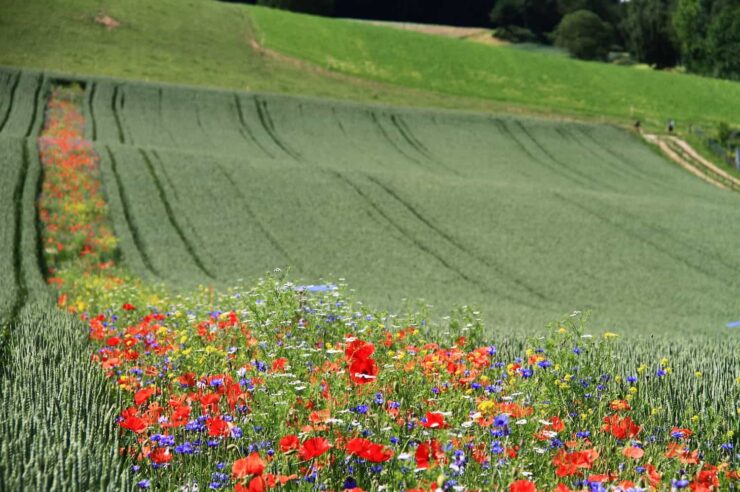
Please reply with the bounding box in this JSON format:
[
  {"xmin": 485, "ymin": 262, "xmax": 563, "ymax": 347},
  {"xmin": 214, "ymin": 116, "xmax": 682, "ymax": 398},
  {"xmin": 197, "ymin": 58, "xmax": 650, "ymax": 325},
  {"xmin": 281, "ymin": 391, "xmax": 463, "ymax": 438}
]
[
  {"xmin": 705, "ymin": 0, "xmax": 740, "ymax": 80},
  {"xmin": 554, "ymin": 9, "xmax": 614, "ymax": 60},
  {"xmin": 623, "ymin": 0, "xmax": 680, "ymax": 68},
  {"xmin": 490, "ymin": 0, "xmax": 561, "ymax": 41}
]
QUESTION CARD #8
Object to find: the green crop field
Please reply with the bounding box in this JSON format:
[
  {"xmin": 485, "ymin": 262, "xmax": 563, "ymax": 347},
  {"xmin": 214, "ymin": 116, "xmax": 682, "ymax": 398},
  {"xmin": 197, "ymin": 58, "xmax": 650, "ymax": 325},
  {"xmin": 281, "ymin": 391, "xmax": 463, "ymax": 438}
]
[{"xmin": 0, "ymin": 69, "xmax": 713, "ymax": 336}]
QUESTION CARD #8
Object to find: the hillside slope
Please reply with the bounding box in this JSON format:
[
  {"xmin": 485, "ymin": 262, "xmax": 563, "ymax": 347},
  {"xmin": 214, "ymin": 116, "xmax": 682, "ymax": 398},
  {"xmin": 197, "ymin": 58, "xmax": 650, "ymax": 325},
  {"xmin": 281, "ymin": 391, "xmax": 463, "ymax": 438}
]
[
  {"xmin": 1, "ymin": 0, "xmax": 739, "ymax": 127},
  {"xmin": 3, "ymin": 68, "xmax": 732, "ymax": 334}
]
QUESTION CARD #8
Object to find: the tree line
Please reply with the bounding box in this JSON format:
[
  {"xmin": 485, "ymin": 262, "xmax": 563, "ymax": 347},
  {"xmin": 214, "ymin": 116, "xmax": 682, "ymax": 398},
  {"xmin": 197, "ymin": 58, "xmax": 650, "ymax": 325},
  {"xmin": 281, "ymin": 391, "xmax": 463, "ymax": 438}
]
[{"xmin": 240, "ymin": 0, "xmax": 740, "ymax": 81}]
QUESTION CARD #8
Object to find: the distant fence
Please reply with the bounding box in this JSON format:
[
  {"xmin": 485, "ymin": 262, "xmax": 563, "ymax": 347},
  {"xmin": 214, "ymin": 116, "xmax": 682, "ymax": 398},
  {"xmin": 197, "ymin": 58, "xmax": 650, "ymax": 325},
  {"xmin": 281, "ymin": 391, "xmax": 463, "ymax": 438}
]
[{"xmin": 692, "ymin": 127, "xmax": 740, "ymax": 171}]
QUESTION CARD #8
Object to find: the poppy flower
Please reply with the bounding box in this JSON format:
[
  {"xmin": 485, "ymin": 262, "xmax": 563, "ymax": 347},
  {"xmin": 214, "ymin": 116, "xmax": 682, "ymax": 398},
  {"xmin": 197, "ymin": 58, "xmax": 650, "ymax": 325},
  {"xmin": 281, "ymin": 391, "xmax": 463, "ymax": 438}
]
[
  {"xmin": 279, "ymin": 434, "xmax": 300, "ymax": 453},
  {"xmin": 622, "ymin": 446, "xmax": 644, "ymax": 459},
  {"xmin": 509, "ymin": 479, "xmax": 537, "ymax": 492},
  {"xmin": 345, "ymin": 438, "xmax": 394, "ymax": 463},
  {"xmin": 233, "ymin": 452, "xmax": 265, "ymax": 478},
  {"xmin": 345, "ymin": 339, "xmax": 375, "ymax": 361},
  {"xmin": 420, "ymin": 411, "xmax": 448, "ymax": 429},
  {"xmin": 119, "ymin": 414, "xmax": 148, "ymax": 433},
  {"xmin": 349, "ymin": 357, "xmax": 378, "ymax": 385},
  {"xmin": 415, "ymin": 439, "xmax": 443, "ymax": 469},
  {"xmin": 602, "ymin": 414, "xmax": 640, "ymax": 439},
  {"xmin": 206, "ymin": 417, "xmax": 230, "ymax": 437},
  {"xmin": 134, "ymin": 386, "xmax": 156, "ymax": 406},
  {"xmin": 122, "ymin": 303, "xmax": 136, "ymax": 311},
  {"xmin": 299, "ymin": 437, "xmax": 331, "ymax": 460},
  {"xmin": 149, "ymin": 447, "xmax": 172, "ymax": 464}
]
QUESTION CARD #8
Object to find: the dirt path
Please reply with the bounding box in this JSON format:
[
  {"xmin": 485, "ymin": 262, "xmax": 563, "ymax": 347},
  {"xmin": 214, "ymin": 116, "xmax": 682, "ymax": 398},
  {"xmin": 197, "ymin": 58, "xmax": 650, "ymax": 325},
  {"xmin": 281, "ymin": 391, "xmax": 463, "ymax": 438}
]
[
  {"xmin": 352, "ymin": 20, "xmax": 506, "ymax": 46},
  {"xmin": 644, "ymin": 133, "xmax": 738, "ymax": 191}
]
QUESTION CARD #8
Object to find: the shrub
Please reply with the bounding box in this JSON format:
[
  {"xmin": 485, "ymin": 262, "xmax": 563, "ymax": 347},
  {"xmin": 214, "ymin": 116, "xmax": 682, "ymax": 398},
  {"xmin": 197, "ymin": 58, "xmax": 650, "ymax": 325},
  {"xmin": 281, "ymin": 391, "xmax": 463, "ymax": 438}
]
[{"xmin": 554, "ymin": 9, "xmax": 613, "ymax": 60}]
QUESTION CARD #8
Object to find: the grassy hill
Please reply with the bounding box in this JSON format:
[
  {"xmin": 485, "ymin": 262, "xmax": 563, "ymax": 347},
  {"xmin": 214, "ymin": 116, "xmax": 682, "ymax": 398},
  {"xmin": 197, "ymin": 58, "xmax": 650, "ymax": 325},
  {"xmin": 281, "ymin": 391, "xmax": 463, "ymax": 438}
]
[
  {"xmin": 4, "ymin": 68, "xmax": 736, "ymax": 334},
  {"xmin": 1, "ymin": 0, "xmax": 739, "ymax": 128}
]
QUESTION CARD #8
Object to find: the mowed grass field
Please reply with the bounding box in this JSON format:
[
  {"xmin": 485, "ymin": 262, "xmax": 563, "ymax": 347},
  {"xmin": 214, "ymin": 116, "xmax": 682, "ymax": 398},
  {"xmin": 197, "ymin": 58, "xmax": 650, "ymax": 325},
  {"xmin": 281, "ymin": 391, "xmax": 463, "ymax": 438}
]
[
  {"xmin": 3, "ymin": 69, "xmax": 736, "ymax": 334},
  {"xmin": 1, "ymin": 0, "xmax": 740, "ymax": 129}
]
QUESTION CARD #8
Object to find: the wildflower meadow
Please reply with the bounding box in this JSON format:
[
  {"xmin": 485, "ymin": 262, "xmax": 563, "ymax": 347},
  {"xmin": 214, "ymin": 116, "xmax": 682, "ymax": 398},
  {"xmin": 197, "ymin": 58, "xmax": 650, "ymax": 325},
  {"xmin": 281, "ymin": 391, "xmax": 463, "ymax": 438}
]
[{"xmin": 11, "ymin": 82, "xmax": 734, "ymax": 492}]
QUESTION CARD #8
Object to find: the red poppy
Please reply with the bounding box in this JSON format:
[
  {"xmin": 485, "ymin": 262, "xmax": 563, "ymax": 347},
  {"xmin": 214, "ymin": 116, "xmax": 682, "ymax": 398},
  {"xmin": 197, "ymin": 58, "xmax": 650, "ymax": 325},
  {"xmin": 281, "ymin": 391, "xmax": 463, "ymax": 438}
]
[
  {"xmin": 602, "ymin": 414, "xmax": 640, "ymax": 440},
  {"xmin": 553, "ymin": 448, "xmax": 599, "ymax": 477},
  {"xmin": 345, "ymin": 339, "xmax": 375, "ymax": 361},
  {"xmin": 415, "ymin": 439, "xmax": 444, "ymax": 469},
  {"xmin": 645, "ymin": 463, "xmax": 662, "ymax": 487},
  {"xmin": 280, "ymin": 434, "xmax": 300, "ymax": 453},
  {"xmin": 206, "ymin": 417, "xmax": 230, "ymax": 437},
  {"xmin": 345, "ymin": 438, "xmax": 394, "ymax": 463},
  {"xmin": 233, "ymin": 452, "xmax": 265, "ymax": 478},
  {"xmin": 149, "ymin": 447, "xmax": 172, "ymax": 464},
  {"xmin": 271, "ymin": 357, "xmax": 288, "ymax": 372},
  {"xmin": 509, "ymin": 480, "xmax": 537, "ymax": 492},
  {"xmin": 622, "ymin": 446, "xmax": 644, "ymax": 459},
  {"xmin": 349, "ymin": 357, "xmax": 378, "ymax": 385},
  {"xmin": 122, "ymin": 303, "xmax": 136, "ymax": 311},
  {"xmin": 420, "ymin": 411, "xmax": 448, "ymax": 429},
  {"xmin": 234, "ymin": 476, "xmax": 266, "ymax": 492},
  {"xmin": 299, "ymin": 437, "xmax": 331, "ymax": 460},
  {"xmin": 119, "ymin": 414, "xmax": 148, "ymax": 433},
  {"xmin": 134, "ymin": 386, "xmax": 156, "ymax": 406}
]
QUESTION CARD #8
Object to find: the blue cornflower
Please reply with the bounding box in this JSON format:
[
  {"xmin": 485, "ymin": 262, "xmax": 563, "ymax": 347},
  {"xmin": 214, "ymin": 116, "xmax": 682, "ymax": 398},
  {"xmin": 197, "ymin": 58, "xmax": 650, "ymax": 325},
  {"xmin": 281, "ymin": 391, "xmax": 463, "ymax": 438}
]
[
  {"xmin": 550, "ymin": 438, "xmax": 564, "ymax": 448},
  {"xmin": 494, "ymin": 414, "xmax": 509, "ymax": 428},
  {"xmin": 573, "ymin": 346, "xmax": 582, "ymax": 355},
  {"xmin": 491, "ymin": 441, "xmax": 504, "ymax": 454},
  {"xmin": 627, "ymin": 375, "xmax": 637, "ymax": 383},
  {"xmin": 521, "ymin": 368, "xmax": 534, "ymax": 378},
  {"xmin": 672, "ymin": 479, "xmax": 690, "ymax": 489},
  {"xmin": 343, "ymin": 477, "xmax": 357, "ymax": 489},
  {"xmin": 374, "ymin": 392, "xmax": 384, "ymax": 405},
  {"xmin": 176, "ymin": 442, "xmax": 195, "ymax": 455},
  {"xmin": 352, "ymin": 405, "xmax": 369, "ymax": 414},
  {"xmin": 721, "ymin": 442, "xmax": 734, "ymax": 451},
  {"xmin": 136, "ymin": 479, "xmax": 151, "ymax": 489},
  {"xmin": 538, "ymin": 360, "xmax": 553, "ymax": 369},
  {"xmin": 656, "ymin": 368, "xmax": 667, "ymax": 377}
]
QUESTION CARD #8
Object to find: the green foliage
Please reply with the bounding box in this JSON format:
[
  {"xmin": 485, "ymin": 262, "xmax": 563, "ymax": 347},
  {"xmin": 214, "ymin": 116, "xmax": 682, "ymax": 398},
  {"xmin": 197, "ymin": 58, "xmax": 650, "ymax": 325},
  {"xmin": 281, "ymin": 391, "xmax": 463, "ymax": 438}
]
[
  {"xmin": 705, "ymin": 0, "xmax": 740, "ymax": 81},
  {"xmin": 717, "ymin": 122, "xmax": 733, "ymax": 147},
  {"xmin": 673, "ymin": 0, "xmax": 740, "ymax": 81},
  {"xmin": 623, "ymin": 0, "xmax": 680, "ymax": 68},
  {"xmin": 489, "ymin": 0, "xmax": 561, "ymax": 41},
  {"xmin": 555, "ymin": 9, "xmax": 614, "ymax": 60}
]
